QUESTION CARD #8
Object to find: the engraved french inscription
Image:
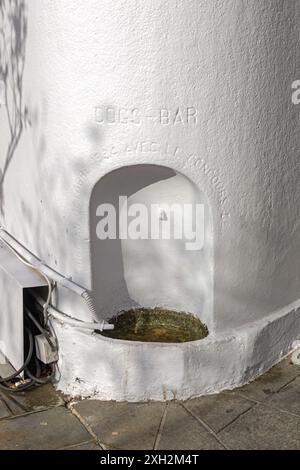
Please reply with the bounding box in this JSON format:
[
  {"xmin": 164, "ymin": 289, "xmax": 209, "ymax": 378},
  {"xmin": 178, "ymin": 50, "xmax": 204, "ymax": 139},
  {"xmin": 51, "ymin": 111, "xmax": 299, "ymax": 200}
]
[
  {"xmin": 95, "ymin": 106, "xmax": 198, "ymax": 126},
  {"xmin": 95, "ymin": 107, "xmax": 141, "ymax": 125},
  {"xmin": 159, "ymin": 107, "xmax": 197, "ymax": 125}
]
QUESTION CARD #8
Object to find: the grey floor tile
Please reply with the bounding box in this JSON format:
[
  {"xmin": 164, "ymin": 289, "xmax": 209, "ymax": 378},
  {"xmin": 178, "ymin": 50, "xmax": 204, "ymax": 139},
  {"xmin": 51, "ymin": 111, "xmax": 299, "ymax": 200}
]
[
  {"xmin": 0, "ymin": 356, "xmax": 298, "ymax": 450},
  {"xmin": 0, "ymin": 384, "xmax": 64, "ymax": 416},
  {"xmin": 0, "ymin": 407, "xmax": 90, "ymax": 450},
  {"xmin": 0, "ymin": 392, "xmax": 28, "ymax": 415},
  {"xmin": 219, "ymin": 404, "xmax": 300, "ymax": 450},
  {"xmin": 235, "ymin": 357, "xmax": 300, "ymax": 402},
  {"xmin": 184, "ymin": 393, "xmax": 253, "ymax": 433},
  {"xmin": 74, "ymin": 400, "xmax": 165, "ymax": 450},
  {"xmin": 157, "ymin": 403, "xmax": 224, "ymax": 450},
  {"xmin": 62, "ymin": 440, "xmax": 101, "ymax": 450},
  {"xmin": 0, "ymin": 399, "xmax": 10, "ymax": 419},
  {"xmin": 264, "ymin": 376, "xmax": 300, "ymax": 415}
]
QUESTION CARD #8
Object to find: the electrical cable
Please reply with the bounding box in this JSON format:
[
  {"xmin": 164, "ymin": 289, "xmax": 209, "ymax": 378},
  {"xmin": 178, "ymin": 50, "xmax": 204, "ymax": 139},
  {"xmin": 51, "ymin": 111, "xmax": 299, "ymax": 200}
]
[
  {"xmin": 0, "ymin": 319, "xmax": 55, "ymax": 390},
  {"xmin": 0, "ymin": 328, "xmax": 35, "ymax": 392},
  {"xmin": 23, "ymin": 307, "xmax": 57, "ymax": 384},
  {"xmin": 0, "ymin": 228, "xmax": 100, "ymax": 323},
  {"xmin": 25, "ymin": 361, "xmax": 55, "ymax": 385},
  {"xmin": 0, "ymin": 328, "xmax": 34, "ymax": 383},
  {"xmin": 0, "ymin": 236, "xmax": 53, "ymax": 324},
  {"xmin": 0, "ymin": 379, "xmax": 34, "ymax": 392},
  {"xmin": 0, "ymin": 229, "xmax": 113, "ymax": 393},
  {"xmin": 32, "ymin": 292, "xmax": 114, "ymax": 331},
  {"xmin": 34, "ymin": 357, "xmax": 42, "ymax": 378},
  {"xmin": 0, "ymin": 229, "xmax": 114, "ymax": 329},
  {"xmin": 24, "ymin": 306, "xmax": 56, "ymax": 350},
  {"xmin": 24, "ymin": 307, "xmax": 47, "ymax": 335}
]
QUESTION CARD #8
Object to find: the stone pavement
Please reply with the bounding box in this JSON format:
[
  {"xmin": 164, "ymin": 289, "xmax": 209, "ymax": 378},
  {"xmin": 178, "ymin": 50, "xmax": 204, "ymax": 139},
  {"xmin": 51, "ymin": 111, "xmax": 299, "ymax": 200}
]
[{"xmin": 0, "ymin": 355, "xmax": 299, "ymax": 450}]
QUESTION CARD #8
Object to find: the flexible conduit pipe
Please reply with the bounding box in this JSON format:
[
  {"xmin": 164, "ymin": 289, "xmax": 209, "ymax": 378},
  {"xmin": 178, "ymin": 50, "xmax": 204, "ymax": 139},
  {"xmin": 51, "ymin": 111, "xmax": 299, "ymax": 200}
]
[
  {"xmin": 0, "ymin": 227, "xmax": 113, "ymax": 330},
  {"xmin": 33, "ymin": 293, "xmax": 114, "ymax": 332}
]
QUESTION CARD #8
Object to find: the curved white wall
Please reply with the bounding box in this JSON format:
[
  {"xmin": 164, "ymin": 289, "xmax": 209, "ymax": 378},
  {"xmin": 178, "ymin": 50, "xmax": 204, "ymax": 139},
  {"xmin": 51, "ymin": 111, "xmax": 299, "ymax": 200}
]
[{"xmin": 0, "ymin": 0, "xmax": 299, "ymax": 400}]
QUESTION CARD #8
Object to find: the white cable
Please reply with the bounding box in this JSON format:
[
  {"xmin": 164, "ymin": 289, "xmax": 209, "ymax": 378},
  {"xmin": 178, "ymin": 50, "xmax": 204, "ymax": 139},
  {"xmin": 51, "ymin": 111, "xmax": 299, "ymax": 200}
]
[
  {"xmin": 0, "ymin": 227, "xmax": 114, "ymax": 329},
  {"xmin": 0, "ymin": 235, "xmax": 53, "ymax": 323},
  {"xmin": 0, "ymin": 227, "xmax": 99, "ymax": 323},
  {"xmin": 33, "ymin": 293, "xmax": 114, "ymax": 331}
]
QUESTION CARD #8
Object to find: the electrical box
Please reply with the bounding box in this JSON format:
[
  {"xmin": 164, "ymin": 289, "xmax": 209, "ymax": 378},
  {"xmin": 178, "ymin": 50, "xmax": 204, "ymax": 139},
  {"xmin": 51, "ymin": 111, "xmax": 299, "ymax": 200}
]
[
  {"xmin": 0, "ymin": 243, "xmax": 47, "ymax": 374},
  {"xmin": 35, "ymin": 334, "xmax": 59, "ymax": 364}
]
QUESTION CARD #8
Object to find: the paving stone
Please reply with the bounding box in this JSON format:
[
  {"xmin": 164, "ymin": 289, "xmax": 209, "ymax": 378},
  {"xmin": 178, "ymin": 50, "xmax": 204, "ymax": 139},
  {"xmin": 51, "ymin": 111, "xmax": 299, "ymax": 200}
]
[
  {"xmin": 0, "ymin": 384, "xmax": 64, "ymax": 416},
  {"xmin": 0, "ymin": 407, "xmax": 90, "ymax": 450},
  {"xmin": 219, "ymin": 404, "xmax": 300, "ymax": 450},
  {"xmin": 235, "ymin": 357, "xmax": 300, "ymax": 402},
  {"xmin": 62, "ymin": 440, "xmax": 101, "ymax": 450},
  {"xmin": 264, "ymin": 376, "xmax": 300, "ymax": 416},
  {"xmin": 0, "ymin": 357, "xmax": 299, "ymax": 450},
  {"xmin": 183, "ymin": 392, "xmax": 253, "ymax": 433},
  {"xmin": 0, "ymin": 392, "xmax": 28, "ymax": 415},
  {"xmin": 74, "ymin": 400, "xmax": 165, "ymax": 450},
  {"xmin": 157, "ymin": 403, "xmax": 224, "ymax": 450},
  {"xmin": 0, "ymin": 400, "xmax": 10, "ymax": 419}
]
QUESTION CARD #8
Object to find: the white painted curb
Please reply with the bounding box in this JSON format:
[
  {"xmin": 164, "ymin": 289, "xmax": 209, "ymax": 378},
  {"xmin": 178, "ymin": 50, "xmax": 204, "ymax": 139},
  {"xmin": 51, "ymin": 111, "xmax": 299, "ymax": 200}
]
[{"xmin": 53, "ymin": 300, "xmax": 300, "ymax": 402}]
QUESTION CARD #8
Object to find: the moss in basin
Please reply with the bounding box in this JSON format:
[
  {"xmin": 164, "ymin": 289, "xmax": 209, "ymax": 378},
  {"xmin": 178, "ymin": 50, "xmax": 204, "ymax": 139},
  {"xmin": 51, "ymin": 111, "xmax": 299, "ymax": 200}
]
[{"xmin": 102, "ymin": 307, "xmax": 208, "ymax": 343}]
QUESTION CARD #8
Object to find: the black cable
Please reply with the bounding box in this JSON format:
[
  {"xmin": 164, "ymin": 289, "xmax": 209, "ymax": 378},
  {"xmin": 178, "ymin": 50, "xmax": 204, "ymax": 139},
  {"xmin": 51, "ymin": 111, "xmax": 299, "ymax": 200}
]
[
  {"xmin": 0, "ymin": 312, "xmax": 56, "ymax": 391},
  {"xmin": 25, "ymin": 305, "xmax": 56, "ymax": 350},
  {"xmin": 25, "ymin": 307, "xmax": 46, "ymax": 335},
  {"xmin": 0, "ymin": 379, "xmax": 34, "ymax": 392},
  {"xmin": 34, "ymin": 357, "xmax": 42, "ymax": 378},
  {"xmin": 0, "ymin": 327, "xmax": 36, "ymax": 393},
  {"xmin": 0, "ymin": 328, "xmax": 34, "ymax": 383},
  {"xmin": 25, "ymin": 360, "xmax": 55, "ymax": 385},
  {"xmin": 22, "ymin": 312, "xmax": 55, "ymax": 385}
]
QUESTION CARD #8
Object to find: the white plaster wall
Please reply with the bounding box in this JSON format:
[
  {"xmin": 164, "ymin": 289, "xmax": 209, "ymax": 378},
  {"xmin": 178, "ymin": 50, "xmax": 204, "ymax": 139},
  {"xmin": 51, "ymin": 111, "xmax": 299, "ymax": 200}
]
[{"xmin": 0, "ymin": 0, "xmax": 299, "ymax": 399}]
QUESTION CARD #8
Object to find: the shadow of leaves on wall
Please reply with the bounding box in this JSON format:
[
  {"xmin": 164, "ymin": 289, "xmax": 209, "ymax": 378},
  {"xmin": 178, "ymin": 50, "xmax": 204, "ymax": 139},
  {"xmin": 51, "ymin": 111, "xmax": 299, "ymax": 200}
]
[{"xmin": 0, "ymin": 0, "xmax": 28, "ymax": 214}]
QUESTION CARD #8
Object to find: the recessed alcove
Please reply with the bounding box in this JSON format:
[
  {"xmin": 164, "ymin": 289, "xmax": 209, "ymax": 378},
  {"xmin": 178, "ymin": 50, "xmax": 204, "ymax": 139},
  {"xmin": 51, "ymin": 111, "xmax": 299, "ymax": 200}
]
[{"xmin": 90, "ymin": 164, "xmax": 213, "ymax": 330}]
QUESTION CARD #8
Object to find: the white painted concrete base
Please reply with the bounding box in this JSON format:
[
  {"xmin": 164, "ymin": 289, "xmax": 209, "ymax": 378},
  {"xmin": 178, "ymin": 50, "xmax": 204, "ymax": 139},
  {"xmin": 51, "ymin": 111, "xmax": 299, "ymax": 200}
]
[{"xmin": 53, "ymin": 300, "xmax": 300, "ymax": 402}]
